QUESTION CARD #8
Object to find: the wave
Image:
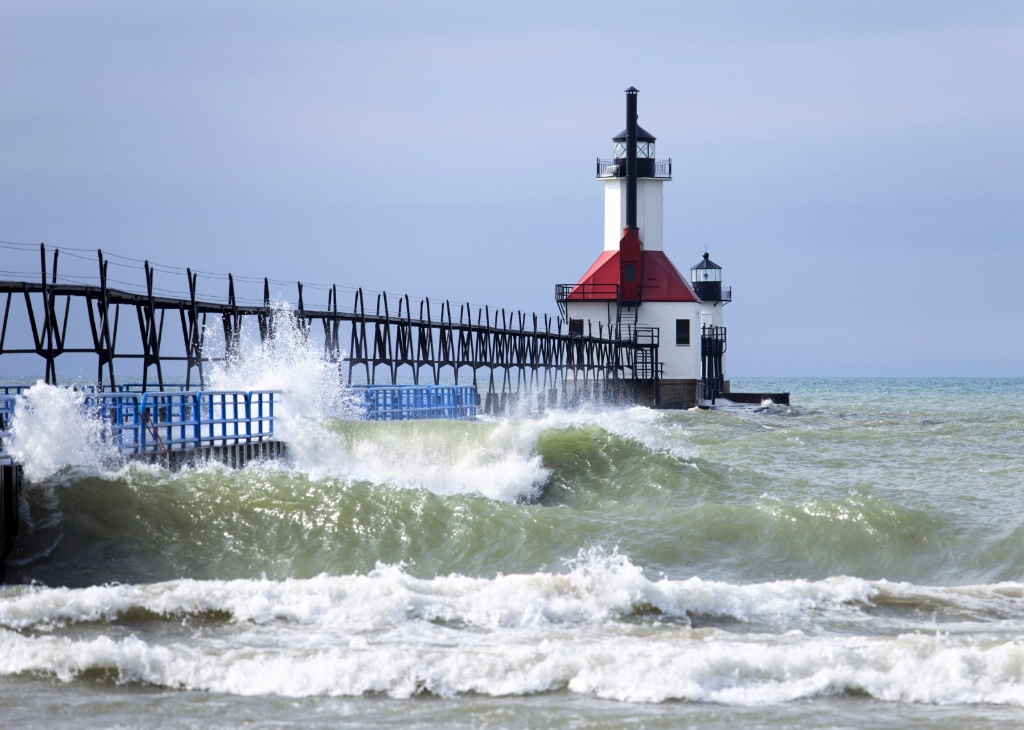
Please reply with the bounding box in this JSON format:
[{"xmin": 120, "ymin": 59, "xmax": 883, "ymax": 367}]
[
  {"xmin": 3, "ymin": 551, "xmax": 1024, "ymax": 704},
  {"xmin": 7, "ymin": 372, "xmax": 1024, "ymax": 589},
  {"xmin": 8, "ymin": 411, "xmax": 1020, "ymax": 587}
]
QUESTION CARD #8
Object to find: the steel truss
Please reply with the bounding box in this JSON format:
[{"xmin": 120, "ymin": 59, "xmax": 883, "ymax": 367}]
[{"xmin": 1, "ymin": 245, "xmax": 660, "ymax": 402}]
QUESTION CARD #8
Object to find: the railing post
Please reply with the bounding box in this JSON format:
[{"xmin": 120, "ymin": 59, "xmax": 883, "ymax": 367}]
[
  {"xmin": 245, "ymin": 391, "xmax": 252, "ymax": 442},
  {"xmin": 192, "ymin": 392, "xmax": 200, "ymax": 449},
  {"xmin": 138, "ymin": 393, "xmax": 148, "ymax": 451}
]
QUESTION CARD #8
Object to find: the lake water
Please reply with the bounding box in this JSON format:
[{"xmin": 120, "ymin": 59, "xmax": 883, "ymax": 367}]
[{"xmin": 2, "ymin": 376, "xmax": 1023, "ymax": 728}]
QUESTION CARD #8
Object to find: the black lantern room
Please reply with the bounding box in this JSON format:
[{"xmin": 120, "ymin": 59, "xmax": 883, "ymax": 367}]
[
  {"xmin": 612, "ymin": 126, "xmax": 657, "ymax": 178},
  {"xmin": 691, "ymin": 252, "xmax": 723, "ymax": 302}
]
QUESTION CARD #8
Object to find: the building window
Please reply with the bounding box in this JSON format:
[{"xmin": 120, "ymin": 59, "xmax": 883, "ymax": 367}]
[
  {"xmin": 569, "ymin": 318, "xmax": 584, "ymax": 338},
  {"xmin": 676, "ymin": 319, "xmax": 690, "ymax": 346}
]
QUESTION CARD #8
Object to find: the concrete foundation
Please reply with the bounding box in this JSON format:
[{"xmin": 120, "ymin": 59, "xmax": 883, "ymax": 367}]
[
  {"xmin": 137, "ymin": 440, "xmax": 287, "ymax": 470},
  {"xmin": 654, "ymin": 379, "xmax": 701, "ymax": 409},
  {"xmin": 560, "ymin": 378, "xmax": 705, "ymax": 409},
  {"xmin": 720, "ymin": 391, "xmax": 791, "ymax": 405},
  {"xmin": 1, "ymin": 463, "xmax": 23, "ymax": 583}
]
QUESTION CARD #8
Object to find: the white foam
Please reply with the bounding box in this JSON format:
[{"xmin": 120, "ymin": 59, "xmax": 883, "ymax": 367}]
[
  {"xmin": 5, "ymin": 381, "xmax": 121, "ymax": 483},
  {"xmin": 545, "ymin": 403, "xmax": 694, "ymax": 459},
  {"xmin": 4, "ymin": 550, "xmax": 1019, "ymax": 635},
  {"xmin": 3, "ymin": 551, "xmax": 1024, "ymax": 702},
  {"xmin": 205, "ymin": 303, "xmax": 360, "ymax": 425},
  {"xmin": 195, "ymin": 306, "xmax": 550, "ymax": 501}
]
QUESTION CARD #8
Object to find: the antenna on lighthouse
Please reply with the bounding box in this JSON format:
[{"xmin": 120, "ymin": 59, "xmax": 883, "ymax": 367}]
[{"xmin": 625, "ymin": 86, "xmax": 639, "ymax": 230}]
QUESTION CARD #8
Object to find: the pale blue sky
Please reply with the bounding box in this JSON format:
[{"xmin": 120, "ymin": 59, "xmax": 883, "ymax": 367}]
[{"xmin": 2, "ymin": 0, "xmax": 1022, "ymax": 376}]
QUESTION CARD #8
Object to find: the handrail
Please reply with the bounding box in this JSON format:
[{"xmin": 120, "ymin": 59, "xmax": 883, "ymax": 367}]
[
  {"xmin": 2, "ymin": 383, "xmax": 475, "ymax": 466},
  {"xmin": 356, "ymin": 385, "xmax": 478, "ymax": 421},
  {"xmin": 137, "ymin": 390, "xmax": 281, "ymax": 452},
  {"xmin": 0, "ymin": 394, "xmax": 15, "ymax": 465},
  {"xmin": 555, "ymin": 283, "xmax": 619, "ymax": 303},
  {"xmin": 596, "ymin": 157, "xmax": 672, "ymax": 179},
  {"xmin": 142, "ymin": 410, "xmax": 169, "ymax": 465}
]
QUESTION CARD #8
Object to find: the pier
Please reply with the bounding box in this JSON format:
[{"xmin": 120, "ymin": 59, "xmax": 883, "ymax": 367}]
[
  {"xmin": 0, "ymin": 239, "xmax": 728, "ymax": 581},
  {"xmin": 0, "ymin": 244, "xmax": 670, "ymax": 404}
]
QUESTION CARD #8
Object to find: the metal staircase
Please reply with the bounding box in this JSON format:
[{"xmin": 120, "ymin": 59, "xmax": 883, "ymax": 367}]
[{"xmin": 617, "ymin": 303, "xmax": 638, "ymax": 340}]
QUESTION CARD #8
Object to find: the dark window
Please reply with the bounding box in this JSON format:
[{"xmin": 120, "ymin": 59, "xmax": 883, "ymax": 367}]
[
  {"xmin": 622, "ymin": 262, "xmax": 636, "ymax": 282},
  {"xmin": 676, "ymin": 319, "xmax": 690, "ymax": 345},
  {"xmin": 569, "ymin": 318, "xmax": 584, "ymax": 337}
]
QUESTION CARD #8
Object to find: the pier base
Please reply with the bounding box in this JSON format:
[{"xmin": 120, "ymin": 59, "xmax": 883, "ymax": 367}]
[
  {"xmin": 137, "ymin": 440, "xmax": 287, "ymax": 470},
  {"xmin": 1, "ymin": 463, "xmax": 22, "ymax": 583},
  {"xmin": 719, "ymin": 391, "xmax": 791, "ymax": 406},
  {"xmin": 649, "ymin": 379, "xmax": 701, "ymax": 409}
]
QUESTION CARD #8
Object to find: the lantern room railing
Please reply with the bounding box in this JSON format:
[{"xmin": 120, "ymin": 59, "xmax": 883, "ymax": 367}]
[{"xmin": 596, "ymin": 158, "xmax": 672, "ymax": 179}]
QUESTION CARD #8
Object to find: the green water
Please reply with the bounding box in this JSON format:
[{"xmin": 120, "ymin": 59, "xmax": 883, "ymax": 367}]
[{"xmin": 2, "ymin": 378, "xmax": 1024, "ymax": 727}]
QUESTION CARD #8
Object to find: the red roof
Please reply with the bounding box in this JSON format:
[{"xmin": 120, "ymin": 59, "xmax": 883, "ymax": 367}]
[{"xmin": 568, "ymin": 249, "xmax": 700, "ymax": 303}]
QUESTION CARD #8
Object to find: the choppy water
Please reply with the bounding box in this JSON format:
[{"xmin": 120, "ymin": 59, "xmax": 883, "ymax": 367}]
[{"xmin": 2, "ymin": 376, "xmax": 1024, "ymax": 728}]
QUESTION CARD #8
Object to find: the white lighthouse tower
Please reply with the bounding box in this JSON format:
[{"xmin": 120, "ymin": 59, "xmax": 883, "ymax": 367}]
[{"xmin": 557, "ymin": 88, "xmax": 717, "ymax": 407}]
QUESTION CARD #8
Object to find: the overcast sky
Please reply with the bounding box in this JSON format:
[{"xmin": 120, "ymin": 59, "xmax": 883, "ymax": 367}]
[{"xmin": 2, "ymin": 0, "xmax": 1022, "ymax": 377}]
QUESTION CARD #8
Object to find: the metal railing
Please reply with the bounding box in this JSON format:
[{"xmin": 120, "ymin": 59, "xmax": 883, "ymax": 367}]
[
  {"xmin": 634, "ymin": 326, "xmax": 660, "ymax": 347},
  {"xmin": 595, "ymin": 158, "xmax": 672, "ymax": 179},
  {"xmin": 0, "ymin": 389, "xmax": 280, "ymax": 463},
  {"xmin": 0, "ymin": 394, "xmax": 15, "ymax": 465},
  {"xmin": 555, "ymin": 283, "xmax": 619, "ymax": 303},
  {"xmin": 356, "ymin": 385, "xmax": 477, "ymax": 421},
  {"xmin": 135, "ymin": 390, "xmax": 278, "ymax": 452},
  {"xmin": 1, "ymin": 382, "xmax": 481, "ymax": 467},
  {"xmin": 83, "ymin": 392, "xmax": 143, "ymax": 451},
  {"xmin": 701, "ymin": 324, "xmax": 728, "ymax": 403}
]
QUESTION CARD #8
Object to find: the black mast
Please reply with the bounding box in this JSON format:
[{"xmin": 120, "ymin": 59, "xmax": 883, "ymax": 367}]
[{"xmin": 625, "ymin": 86, "xmax": 638, "ymax": 230}]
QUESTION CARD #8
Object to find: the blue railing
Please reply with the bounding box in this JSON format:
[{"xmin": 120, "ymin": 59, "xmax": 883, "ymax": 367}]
[
  {"xmin": 73, "ymin": 383, "xmax": 191, "ymax": 394},
  {"xmin": 0, "ymin": 394, "xmax": 15, "ymax": 465},
  {"xmin": 83, "ymin": 392, "xmax": 143, "ymax": 451},
  {"xmin": 0, "ymin": 390, "xmax": 280, "ymax": 462},
  {"xmin": 133, "ymin": 390, "xmax": 279, "ymax": 452},
  {"xmin": 1, "ymin": 383, "xmax": 477, "ymax": 466},
  {"xmin": 357, "ymin": 385, "xmax": 477, "ymax": 421}
]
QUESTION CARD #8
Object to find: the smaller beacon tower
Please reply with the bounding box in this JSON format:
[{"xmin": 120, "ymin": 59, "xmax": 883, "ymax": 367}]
[
  {"xmin": 691, "ymin": 251, "xmax": 731, "ymax": 329},
  {"xmin": 691, "ymin": 253, "xmax": 731, "ymax": 397}
]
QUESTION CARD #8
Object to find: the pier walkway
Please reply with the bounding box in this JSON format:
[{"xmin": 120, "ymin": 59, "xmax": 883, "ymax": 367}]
[
  {"xmin": 0, "ymin": 244, "xmax": 663, "ymax": 402},
  {"xmin": 0, "ymin": 385, "xmax": 287, "ymax": 471},
  {"xmin": 0, "ymin": 382, "xmax": 479, "ymax": 467}
]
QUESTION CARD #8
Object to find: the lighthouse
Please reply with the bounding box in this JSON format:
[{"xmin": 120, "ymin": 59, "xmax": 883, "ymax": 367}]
[
  {"xmin": 557, "ymin": 87, "xmax": 723, "ymax": 407},
  {"xmin": 692, "ymin": 252, "xmax": 731, "ymax": 399}
]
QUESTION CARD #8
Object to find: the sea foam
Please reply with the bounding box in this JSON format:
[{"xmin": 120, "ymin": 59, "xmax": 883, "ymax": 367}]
[
  {"xmin": 5, "ymin": 381, "xmax": 121, "ymax": 483},
  {"xmin": 3, "ymin": 551, "xmax": 1024, "ymax": 704}
]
